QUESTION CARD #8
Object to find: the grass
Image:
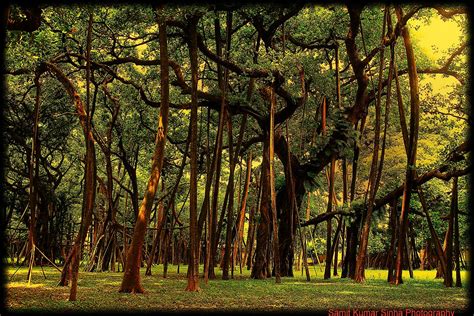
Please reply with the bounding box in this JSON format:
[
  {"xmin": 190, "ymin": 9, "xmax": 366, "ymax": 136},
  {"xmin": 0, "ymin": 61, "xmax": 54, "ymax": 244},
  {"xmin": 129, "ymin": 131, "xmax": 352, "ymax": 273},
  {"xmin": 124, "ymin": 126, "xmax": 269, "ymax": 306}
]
[{"xmin": 5, "ymin": 264, "xmax": 470, "ymax": 312}]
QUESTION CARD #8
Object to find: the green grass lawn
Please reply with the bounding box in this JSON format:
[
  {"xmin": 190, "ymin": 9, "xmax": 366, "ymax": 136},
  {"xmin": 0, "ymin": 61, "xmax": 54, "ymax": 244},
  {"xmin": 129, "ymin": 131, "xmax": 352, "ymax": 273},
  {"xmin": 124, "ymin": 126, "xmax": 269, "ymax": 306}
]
[{"xmin": 5, "ymin": 264, "xmax": 470, "ymax": 312}]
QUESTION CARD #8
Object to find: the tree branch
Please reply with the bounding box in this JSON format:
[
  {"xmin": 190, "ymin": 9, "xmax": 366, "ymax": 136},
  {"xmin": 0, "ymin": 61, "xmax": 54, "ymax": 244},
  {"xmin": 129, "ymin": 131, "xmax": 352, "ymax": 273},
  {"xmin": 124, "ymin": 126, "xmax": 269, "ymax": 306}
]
[{"xmin": 301, "ymin": 210, "xmax": 353, "ymax": 227}]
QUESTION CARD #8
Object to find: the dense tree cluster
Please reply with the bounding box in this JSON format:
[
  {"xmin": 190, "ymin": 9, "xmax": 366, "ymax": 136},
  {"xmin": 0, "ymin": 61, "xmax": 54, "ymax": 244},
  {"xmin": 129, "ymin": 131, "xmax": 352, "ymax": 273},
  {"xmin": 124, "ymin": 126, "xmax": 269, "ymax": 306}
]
[{"xmin": 3, "ymin": 4, "xmax": 469, "ymax": 300}]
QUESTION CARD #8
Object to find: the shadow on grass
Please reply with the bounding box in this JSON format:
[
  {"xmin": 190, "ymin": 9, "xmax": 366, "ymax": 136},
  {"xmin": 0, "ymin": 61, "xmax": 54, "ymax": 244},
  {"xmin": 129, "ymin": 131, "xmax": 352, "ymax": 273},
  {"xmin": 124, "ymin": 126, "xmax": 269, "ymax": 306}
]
[{"xmin": 5, "ymin": 265, "xmax": 469, "ymax": 312}]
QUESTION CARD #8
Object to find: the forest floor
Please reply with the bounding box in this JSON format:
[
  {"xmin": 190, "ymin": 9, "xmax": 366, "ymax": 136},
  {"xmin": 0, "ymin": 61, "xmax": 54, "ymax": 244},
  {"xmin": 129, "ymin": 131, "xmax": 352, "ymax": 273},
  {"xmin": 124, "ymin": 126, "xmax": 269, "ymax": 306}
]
[{"xmin": 5, "ymin": 264, "xmax": 470, "ymax": 312}]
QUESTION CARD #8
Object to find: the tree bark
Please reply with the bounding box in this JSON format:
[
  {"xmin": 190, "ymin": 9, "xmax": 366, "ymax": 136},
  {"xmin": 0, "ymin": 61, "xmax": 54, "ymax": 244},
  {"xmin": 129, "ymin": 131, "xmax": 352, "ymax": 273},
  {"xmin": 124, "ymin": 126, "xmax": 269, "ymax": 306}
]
[
  {"xmin": 269, "ymin": 87, "xmax": 281, "ymax": 283},
  {"xmin": 203, "ymin": 105, "xmax": 212, "ymax": 283},
  {"xmin": 417, "ymin": 186, "xmax": 447, "ymax": 279},
  {"xmin": 453, "ymin": 176, "xmax": 462, "ymax": 287},
  {"xmin": 251, "ymin": 138, "xmax": 271, "ymax": 279},
  {"xmin": 444, "ymin": 177, "xmax": 457, "ymax": 287},
  {"xmin": 245, "ymin": 171, "xmax": 261, "ymax": 270},
  {"xmin": 42, "ymin": 44, "xmax": 97, "ymax": 299},
  {"xmin": 26, "ymin": 70, "xmax": 41, "ymax": 281},
  {"xmin": 386, "ymin": 199, "xmax": 398, "ymax": 282},
  {"xmin": 393, "ymin": 6, "xmax": 420, "ymax": 285},
  {"xmin": 206, "ymin": 12, "xmax": 232, "ymax": 280},
  {"xmin": 222, "ymin": 108, "xmax": 235, "ymax": 280},
  {"xmin": 354, "ymin": 7, "xmax": 387, "ymax": 283},
  {"xmin": 233, "ymin": 153, "xmax": 252, "ymax": 271},
  {"xmin": 120, "ymin": 10, "xmax": 170, "ymax": 293},
  {"xmin": 69, "ymin": 13, "xmax": 96, "ymax": 301},
  {"xmin": 145, "ymin": 185, "xmax": 165, "ymax": 275},
  {"xmin": 145, "ymin": 124, "xmax": 190, "ymax": 276},
  {"xmin": 341, "ymin": 118, "xmax": 365, "ymax": 279},
  {"xmin": 185, "ymin": 14, "xmax": 200, "ymax": 292},
  {"xmin": 405, "ymin": 225, "xmax": 414, "ymax": 278},
  {"xmin": 437, "ymin": 224, "xmax": 451, "ymax": 279}
]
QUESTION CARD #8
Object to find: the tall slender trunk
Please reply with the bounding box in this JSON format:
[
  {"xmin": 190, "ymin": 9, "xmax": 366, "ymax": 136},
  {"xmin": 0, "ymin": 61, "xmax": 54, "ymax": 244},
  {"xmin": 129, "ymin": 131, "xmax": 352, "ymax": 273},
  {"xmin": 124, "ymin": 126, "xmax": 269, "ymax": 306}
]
[
  {"xmin": 354, "ymin": 7, "xmax": 387, "ymax": 283},
  {"xmin": 207, "ymin": 12, "xmax": 232, "ymax": 280},
  {"xmin": 203, "ymin": 106, "xmax": 212, "ymax": 283},
  {"xmin": 333, "ymin": 216, "xmax": 341, "ymax": 276},
  {"xmin": 120, "ymin": 10, "xmax": 170, "ymax": 293},
  {"xmin": 26, "ymin": 71, "xmax": 41, "ymax": 282},
  {"xmin": 244, "ymin": 206, "xmax": 256, "ymax": 270},
  {"xmin": 214, "ymin": 178, "xmax": 230, "ymax": 270},
  {"xmin": 386, "ymin": 199, "xmax": 398, "ymax": 282},
  {"xmin": 269, "ymin": 87, "xmax": 281, "ymax": 283},
  {"xmin": 405, "ymin": 225, "xmax": 414, "ymax": 278},
  {"xmin": 373, "ymin": 38, "xmax": 395, "ymax": 197},
  {"xmin": 220, "ymin": 11, "xmax": 237, "ymax": 281},
  {"xmin": 185, "ymin": 14, "xmax": 200, "ymax": 292},
  {"xmin": 233, "ymin": 153, "xmax": 252, "ymax": 270},
  {"xmin": 69, "ymin": 140, "xmax": 96, "ymax": 300},
  {"xmin": 222, "ymin": 110, "xmax": 235, "ymax": 280},
  {"xmin": 69, "ymin": 13, "xmax": 96, "ymax": 301},
  {"xmin": 145, "ymin": 124, "xmax": 190, "ymax": 276},
  {"xmin": 453, "ymin": 177, "xmax": 462, "ymax": 287},
  {"xmin": 324, "ymin": 156, "xmax": 336, "ymax": 279},
  {"xmin": 92, "ymin": 86, "xmax": 121, "ymax": 272},
  {"xmin": 329, "ymin": 215, "xmax": 343, "ymax": 273},
  {"xmin": 341, "ymin": 117, "xmax": 365, "ymax": 279},
  {"xmin": 393, "ymin": 6, "xmax": 420, "ymax": 285},
  {"xmin": 42, "ymin": 20, "xmax": 97, "ymax": 297},
  {"xmin": 251, "ymin": 138, "xmax": 271, "ymax": 279},
  {"xmin": 245, "ymin": 170, "xmax": 261, "ymax": 270},
  {"xmin": 417, "ymin": 187, "xmax": 447, "ymax": 278},
  {"xmin": 339, "ymin": 158, "xmax": 348, "ymax": 276},
  {"xmin": 444, "ymin": 177, "xmax": 457, "ymax": 287},
  {"xmin": 320, "ymin": 95, "xmax": 333, "ymax": 280},
  {"xmin": 436, "ymin": 225, "xmax": 451, "ymax": 278}
]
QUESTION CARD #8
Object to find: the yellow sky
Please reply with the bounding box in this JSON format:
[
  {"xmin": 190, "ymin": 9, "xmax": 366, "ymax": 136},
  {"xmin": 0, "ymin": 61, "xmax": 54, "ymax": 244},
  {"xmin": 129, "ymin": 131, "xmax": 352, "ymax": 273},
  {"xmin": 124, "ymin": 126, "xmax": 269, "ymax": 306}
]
[
  {"xmin": 409, "ymin": 12, "xmax": 466, "ymax": 95},
  {"xmin": 410, "ymin": 14, "xmax": 464, "ymax": 61}
]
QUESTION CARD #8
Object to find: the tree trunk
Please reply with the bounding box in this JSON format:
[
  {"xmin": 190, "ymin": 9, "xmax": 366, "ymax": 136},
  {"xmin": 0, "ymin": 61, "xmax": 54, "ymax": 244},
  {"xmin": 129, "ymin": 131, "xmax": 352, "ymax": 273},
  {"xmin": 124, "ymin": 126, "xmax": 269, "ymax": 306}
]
[
  {"xmin": 277, "ymin": 121, "xmax": 309, "ymax": 280},
  {"xmin": 185, "ymin": 14, "xmax": 200, "ymax": 292},
  {"xmin": 320, "ymin": 95, "xmax": 333, "ymax": 280},
  {"xmin": 354, "ymin": 7, "xmax": 387, "ymax": 283},
  {"xmin": 436, "ymin": 226, "xmax": 451, "ymax": 278},
  {"xmin": 221, "ymin": 11, "xmax": 241, "ymax": 281},
  {"xmin": 453, "ymin": 177, "xmax": 462, "ymax": 287},
  {"xmin": 145, "ymin": 124, "xmax": 190, "ymax": 276},
  {"xmin": 206, "ymin": 12, "xmax": 232, "ymax": 280},
  {"xmin": 324, "ymin": 156, "xmax": 336, "ymax": 279},
  {"xmin": 269, "ymin": 87, "xmax": 281, "ymax": 283},
  {"xmin": 405, "ymin": 226, "xmax": 414, "ymax": 278},
  {"xmin": 233, "ymin": 153, "xmax": 252, "ymax": 272},
  {"xmin": 410, "ymin": 223, "xmax": 420, "ymax": 270},
  {"xmin": 417, "ymin": 187, "xmax": 447, "ymax": 278},
  {"xmin": 69, "ymin": 13, "xmax": 96, "ymax": 301},
  {"xmin": 333, "ymin": 216, "xmax": 341, "ymax": 276},
  {"xmin": 120, "ymin": 11, "xmax": 170, "ymax": 293},
  {"xmin": 393, "ymin": 6, "xmax": 420, "ymax": 285},
  {"xmin": 244, "ymin": 205, "xmax": 256, "ymax": 270},
  {"xmin": 41, "ymin": 26, "xmax": 98, "ymax": 298},
  {"xmin": 341, "ymin": 117, "xmax": 366, "ymax": 279},
  {"xmin": 163, "ymin": 223, "xmax": 171, "ymax": 278},
  {"xmin": 145, "ymin": 185, "xmax": 165, "ymax": 275},
  {"xmin": 222, "ymin": 108, "xmax": 235, "ymax": 280},
  {"xmin": 26, "ymin": 71, "xmax": 41, "ymax": 281},
  {"xmin": 347, "ymin": 211, "xmax": 361, "ymax": 279},
  {"xmin": 245, "ymin": 171, "xmax": 261, "ymax": 271},
  {"xmin": 386, "ymin": 199, "xmax": 398, "ymax": 282},
  {"xmin": 444, "ymin": 177, "xmax": 457, "ymax": 287},
  {"xmin": 251, "ymin": 138, "xmax": 271, "ymax": 279}
]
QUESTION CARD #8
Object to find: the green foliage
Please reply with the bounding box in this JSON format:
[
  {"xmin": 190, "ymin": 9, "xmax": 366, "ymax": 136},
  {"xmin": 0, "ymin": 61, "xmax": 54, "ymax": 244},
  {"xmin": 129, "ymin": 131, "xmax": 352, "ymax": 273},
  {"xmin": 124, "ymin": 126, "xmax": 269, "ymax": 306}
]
[
  {"xmin": 3, "ymin": 5, "xmax": 470, "ymax": 301},
  {"xmin": 6, "ymin": 266, "xmax": 470, "ymax": 311}
]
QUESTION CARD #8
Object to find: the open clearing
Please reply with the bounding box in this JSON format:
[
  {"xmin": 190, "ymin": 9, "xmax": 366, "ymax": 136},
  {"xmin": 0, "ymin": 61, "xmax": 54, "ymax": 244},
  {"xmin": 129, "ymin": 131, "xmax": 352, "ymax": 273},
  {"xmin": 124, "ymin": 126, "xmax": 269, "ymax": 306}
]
[{"xmin": 5, "ymin": 265, "xmax": 470, "ymax": 312}]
